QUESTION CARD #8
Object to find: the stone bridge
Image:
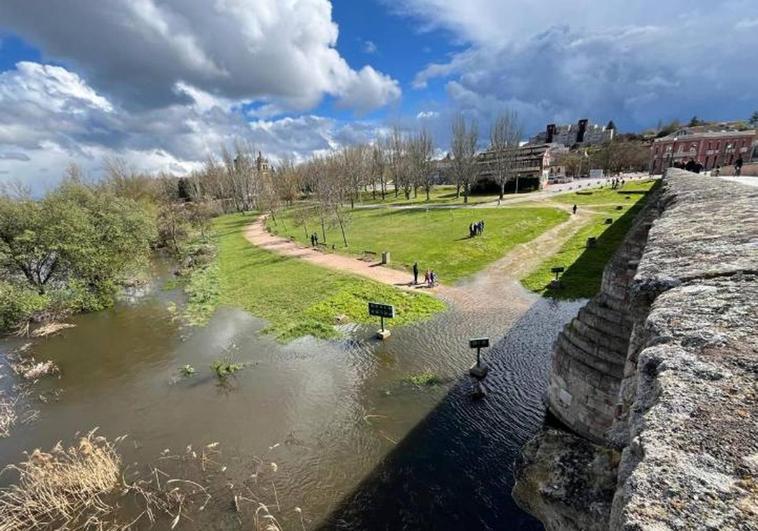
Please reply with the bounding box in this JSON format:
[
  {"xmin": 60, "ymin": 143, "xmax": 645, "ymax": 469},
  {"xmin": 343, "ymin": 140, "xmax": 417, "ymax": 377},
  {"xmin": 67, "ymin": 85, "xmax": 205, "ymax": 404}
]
[{"xmin": 513, "ymin": 169, "xmax": 757, "ymax": 530}]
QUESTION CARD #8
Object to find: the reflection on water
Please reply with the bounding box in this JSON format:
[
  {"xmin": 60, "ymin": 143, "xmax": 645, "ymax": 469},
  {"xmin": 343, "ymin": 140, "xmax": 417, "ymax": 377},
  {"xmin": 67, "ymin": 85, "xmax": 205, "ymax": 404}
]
[{"xmin": 0, "ymin": 267, "xmax": 582, "ymax": 530}]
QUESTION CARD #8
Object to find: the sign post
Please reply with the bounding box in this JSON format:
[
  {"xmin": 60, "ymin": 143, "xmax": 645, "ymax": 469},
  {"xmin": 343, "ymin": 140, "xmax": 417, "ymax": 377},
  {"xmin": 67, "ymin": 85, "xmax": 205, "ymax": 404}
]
[
  {"xmin": 550, "ymin": 266, "xmax": 565, "ymax": 289},
  {"xmin": 468, "ymin": 337, "xmax": 490, "ymax": 380},
  {"xmin": 368, "ymin": 302, "xmax": 395, "ymax": 340}
]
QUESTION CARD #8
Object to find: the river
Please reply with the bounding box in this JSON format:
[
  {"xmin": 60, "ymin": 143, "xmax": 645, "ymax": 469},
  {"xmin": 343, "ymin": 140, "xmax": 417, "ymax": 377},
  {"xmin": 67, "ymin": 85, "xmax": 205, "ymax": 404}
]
[{"xmin": 0, "ymin": 262, "xmax": 583, "ymax": 530}]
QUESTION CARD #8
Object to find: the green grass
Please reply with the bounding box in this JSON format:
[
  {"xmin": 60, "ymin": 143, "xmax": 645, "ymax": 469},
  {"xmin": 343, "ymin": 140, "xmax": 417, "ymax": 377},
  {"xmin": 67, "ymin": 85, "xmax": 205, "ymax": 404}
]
[
  {"xmin": 268, "ymin": 206, "xmax": 568, "ymax": 283},
  {"xmin": 522, "ymin": 182, "xmax": 658, "ymax": 299},
  {"xmin": 212, "ymin": 214, "xmax": 445, "ymax": 341},
  {"xmin": 357, "ymin": 185, "xmax": 500, "ymax": 206},
  {"xmin": 548, "ymin": 179, "xmax": 657, "ymax": 207}
]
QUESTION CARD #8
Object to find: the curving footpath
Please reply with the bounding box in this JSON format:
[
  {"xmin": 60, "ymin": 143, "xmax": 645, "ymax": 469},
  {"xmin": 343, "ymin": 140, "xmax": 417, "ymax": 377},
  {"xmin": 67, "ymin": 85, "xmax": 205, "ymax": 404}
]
[{"xmin": 244, "ymin": 204, "xmax": 593, "ymax": 313}]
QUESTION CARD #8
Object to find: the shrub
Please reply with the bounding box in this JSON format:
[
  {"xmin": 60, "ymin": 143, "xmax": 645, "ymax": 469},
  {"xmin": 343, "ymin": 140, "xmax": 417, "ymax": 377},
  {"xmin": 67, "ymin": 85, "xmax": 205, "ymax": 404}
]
[{"xmin": 0, "ymin": 282, "xmax": 49, "ymax": 332}]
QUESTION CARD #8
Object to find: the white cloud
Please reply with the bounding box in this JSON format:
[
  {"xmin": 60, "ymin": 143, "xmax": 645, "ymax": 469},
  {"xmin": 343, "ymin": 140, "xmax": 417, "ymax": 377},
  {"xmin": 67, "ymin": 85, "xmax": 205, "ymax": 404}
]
[
  {"xmin": 0, "ymin": 0, "xmax": 400, "ymax": 113},
  {"xmin": 736, "ymin": 18, "xmax": 758, "ymax": 29},
  {"xmin": 0, "ymin": 62, "xmax": 389, "ymax": 191},
  {"xmin": 364, "ymin": 40, "xmax": 378, "ymax": 54},
  {"xmin": 335, "ymin": 66, "xmax": 401, "ymax": 114},
  {"xmin": 397, "ymin": 0, "xmax": 758, "ymax": 131}
]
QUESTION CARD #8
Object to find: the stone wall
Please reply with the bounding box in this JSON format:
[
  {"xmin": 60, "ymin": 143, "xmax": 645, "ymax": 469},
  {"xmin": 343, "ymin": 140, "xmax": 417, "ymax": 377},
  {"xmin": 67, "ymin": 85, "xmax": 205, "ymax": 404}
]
[{"xmin": 514, "ymin": 169, "xmax": 758, "ymax": 530}]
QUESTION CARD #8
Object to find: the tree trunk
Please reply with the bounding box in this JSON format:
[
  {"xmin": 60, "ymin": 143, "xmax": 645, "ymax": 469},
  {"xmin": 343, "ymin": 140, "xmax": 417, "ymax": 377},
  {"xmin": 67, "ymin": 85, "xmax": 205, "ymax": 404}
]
[{"xmin": 499, "ymin": 179, "xmax": 505, "ymax": 200}]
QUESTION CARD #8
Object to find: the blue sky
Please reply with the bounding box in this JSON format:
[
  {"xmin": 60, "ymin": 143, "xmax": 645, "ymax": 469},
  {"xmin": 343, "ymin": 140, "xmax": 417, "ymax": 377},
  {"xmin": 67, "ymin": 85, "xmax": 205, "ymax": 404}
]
[{"xmin": 0, "ymin": 0, "xmax": 756, "ymax": 188}]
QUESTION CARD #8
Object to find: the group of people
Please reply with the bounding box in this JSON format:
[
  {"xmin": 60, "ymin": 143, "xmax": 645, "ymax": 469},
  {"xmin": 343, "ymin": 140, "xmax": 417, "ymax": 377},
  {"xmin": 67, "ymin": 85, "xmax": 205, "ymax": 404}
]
[
  {"xmin": 309, "ymin": 233, "xmax": 320, "ymax": 246},
  {"xmin": 608, "ymin": 177, "xmax": 625, "ymax": 190},
  {"xmin": 469, "ymin": 220, "xmax": 485, "ymax": 238},
  {"xmin": 675, "ymin": 156, "xmax": 743, "ymax": 176},
  {"xmin": 412, "ymin": 262, "xmax": 438, "ymax": 288},
  {"xmin": 676, "ymin": 159, "xmax": 704, "ymax": 174}
]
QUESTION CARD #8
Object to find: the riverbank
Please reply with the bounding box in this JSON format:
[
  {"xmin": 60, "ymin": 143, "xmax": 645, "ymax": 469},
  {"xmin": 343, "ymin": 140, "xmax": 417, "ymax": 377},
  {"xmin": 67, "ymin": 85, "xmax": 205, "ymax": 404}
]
[{"xmin": 191, "ymin": 213, "xmax": 446, "ymax": 341}]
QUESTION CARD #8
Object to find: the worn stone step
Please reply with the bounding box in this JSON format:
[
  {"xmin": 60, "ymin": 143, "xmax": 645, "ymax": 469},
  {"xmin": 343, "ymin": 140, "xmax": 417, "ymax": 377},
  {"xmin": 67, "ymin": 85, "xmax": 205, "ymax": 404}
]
[
  {"xmin": 577, "ymin": 306, "xmax": 631, "ymax": 340},
  {"xmin": 557, "ymin": 332, "xmax": 626, "ymax": 377},
  {"xmin": 571, "ymin": 319, "xmax": 630, "ymax": 354}
]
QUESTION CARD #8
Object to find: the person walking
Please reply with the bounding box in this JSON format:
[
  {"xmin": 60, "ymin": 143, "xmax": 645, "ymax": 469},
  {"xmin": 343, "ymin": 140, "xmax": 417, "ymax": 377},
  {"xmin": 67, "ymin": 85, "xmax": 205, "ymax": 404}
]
[
  {"xmin": 310, "ymin": 233, "xmax": 315, "ymax": 247},
  {"xmin": 735, "ymin": 156, "xmax": 744, "ymax": 176},
  {"xmin": 425, "ymin": 269, "xmax": 431, "ymax": 287},
  {"xmin": 412, "ymin": 262, "xmax": 419, "ymax": 285},
  {"xmin": 572, "ymin": 204, "xmax": 577, "ymax": 215}
]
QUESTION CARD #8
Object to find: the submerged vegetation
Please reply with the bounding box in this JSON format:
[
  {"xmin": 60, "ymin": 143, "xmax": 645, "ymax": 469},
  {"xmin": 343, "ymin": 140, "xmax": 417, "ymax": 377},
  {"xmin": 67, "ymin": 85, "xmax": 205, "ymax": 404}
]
[
  {"xmin": 0, "ymin": 431, "xmax": 293, "ymax": 530},
  {"xmin": 405, "ymin": 371, "xmax": 443, "ymax": 386},
  {"xmin": 210, "ymin": 358, "xmax": 246, "ymax": 378}
]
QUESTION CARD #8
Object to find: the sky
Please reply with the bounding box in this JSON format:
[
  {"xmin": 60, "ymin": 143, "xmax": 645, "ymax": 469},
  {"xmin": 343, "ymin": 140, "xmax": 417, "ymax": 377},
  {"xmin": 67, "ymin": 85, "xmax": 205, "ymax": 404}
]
[{"xmin": 0, "ymin": 0, "xmax": 756, "ymax": 190}]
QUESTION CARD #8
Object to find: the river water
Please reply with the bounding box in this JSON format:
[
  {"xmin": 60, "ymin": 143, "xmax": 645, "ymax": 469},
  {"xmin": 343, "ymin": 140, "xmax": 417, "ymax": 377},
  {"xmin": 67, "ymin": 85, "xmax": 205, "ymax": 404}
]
[{"xmin": 0, "ymin": 263, "xmax": 583, "ymax": 530}]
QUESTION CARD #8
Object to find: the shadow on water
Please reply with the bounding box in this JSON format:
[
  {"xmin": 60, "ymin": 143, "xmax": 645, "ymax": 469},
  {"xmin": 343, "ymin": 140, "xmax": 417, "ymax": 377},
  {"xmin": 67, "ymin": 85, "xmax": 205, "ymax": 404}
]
[{"xmin": 319, "ymin": 297, "xmax": 583, "ymax": 530}]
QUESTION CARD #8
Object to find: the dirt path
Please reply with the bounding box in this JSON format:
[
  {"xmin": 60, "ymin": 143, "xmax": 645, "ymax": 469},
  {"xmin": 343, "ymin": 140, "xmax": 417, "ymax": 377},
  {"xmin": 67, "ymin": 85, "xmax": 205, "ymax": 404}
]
[
  {"xmin": 244, "ymin": 208, "xmax": 595, "ymax": 312},
  {"xmin": 244, "ymin": 217, "xmax": 433, "ymax": 292}
]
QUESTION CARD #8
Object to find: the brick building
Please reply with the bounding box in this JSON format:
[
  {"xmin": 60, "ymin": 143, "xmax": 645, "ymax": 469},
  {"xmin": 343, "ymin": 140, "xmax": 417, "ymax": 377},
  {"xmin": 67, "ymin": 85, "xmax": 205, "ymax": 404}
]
[{"xmin": 650, "ymin": 127, "xmax": 757, "ymax": 173}]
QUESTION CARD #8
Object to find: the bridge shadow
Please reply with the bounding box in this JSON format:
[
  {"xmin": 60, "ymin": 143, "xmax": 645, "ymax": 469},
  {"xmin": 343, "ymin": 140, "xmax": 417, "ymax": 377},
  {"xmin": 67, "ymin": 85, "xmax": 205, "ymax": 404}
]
[
  {"xmin": 317, "ymin": 298, "xmax": 583, "ymax": 530},
  {"xmin": 545, "ymin": 184, "xmax": 660, "ymax": 300}
]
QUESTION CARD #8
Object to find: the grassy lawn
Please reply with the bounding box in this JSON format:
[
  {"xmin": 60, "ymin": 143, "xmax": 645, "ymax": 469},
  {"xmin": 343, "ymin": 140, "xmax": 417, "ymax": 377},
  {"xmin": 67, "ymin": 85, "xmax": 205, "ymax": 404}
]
[
  {"xmin": 522, "ymin": 181, "xmax": 659, "ymax": 299},
  {"xmin": 548, "ymin": 179, "xmax": 657, "ymax": 207},
  {"xmin": 268, "ymin": 206, "xmax": 569, "ymax": 283},
  {"xmin": 200, "ymin": 214, "xmax": 445, "ymax": 341}
]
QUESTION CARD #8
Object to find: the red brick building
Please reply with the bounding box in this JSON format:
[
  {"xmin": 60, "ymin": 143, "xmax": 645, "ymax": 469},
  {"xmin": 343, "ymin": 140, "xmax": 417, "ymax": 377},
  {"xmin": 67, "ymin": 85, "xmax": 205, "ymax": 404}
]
[{"xmin": 650, "ymin": 127, "xmax": 756, "ymax": 173}]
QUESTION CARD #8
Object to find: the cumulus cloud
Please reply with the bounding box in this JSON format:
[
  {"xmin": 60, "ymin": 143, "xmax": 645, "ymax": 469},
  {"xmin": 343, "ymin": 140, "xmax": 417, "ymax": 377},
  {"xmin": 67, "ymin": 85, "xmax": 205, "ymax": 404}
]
[
  {"xmin": 0, "ymin": 0, "xmax": 400, "ymax": 112},
  {"xmin": 397, "ymin": 0, "xmax": 758, "ymax": 131},
  {"xmin": 0, "ymin": 61, "xmax": 388, "ymax": 191}
]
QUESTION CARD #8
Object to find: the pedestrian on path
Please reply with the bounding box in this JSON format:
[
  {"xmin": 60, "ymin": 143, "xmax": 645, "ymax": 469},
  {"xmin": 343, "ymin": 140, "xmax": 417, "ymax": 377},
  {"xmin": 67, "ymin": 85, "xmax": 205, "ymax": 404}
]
[
  {"xmin": 572, "ymin": 204, "xmax": 577, "ymax": 215},
  {"xmin": 412, "ymin": 262, "xmax": 419, "ymax": 285},
  {"xmin": 736, "ymin": 156, "xmax": 744, "ymax": 176}
]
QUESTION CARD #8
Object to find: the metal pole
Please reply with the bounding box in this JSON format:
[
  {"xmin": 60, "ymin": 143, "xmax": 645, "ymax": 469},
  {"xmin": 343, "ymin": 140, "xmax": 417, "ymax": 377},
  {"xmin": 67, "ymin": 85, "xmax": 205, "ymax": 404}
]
[
  {"xmin": 380, "ymin": 316, "xmax": 384, "ymax": 333},
  {"xmin": 477, "ymin": 347, "xmax": 481, "ymax": 368}
]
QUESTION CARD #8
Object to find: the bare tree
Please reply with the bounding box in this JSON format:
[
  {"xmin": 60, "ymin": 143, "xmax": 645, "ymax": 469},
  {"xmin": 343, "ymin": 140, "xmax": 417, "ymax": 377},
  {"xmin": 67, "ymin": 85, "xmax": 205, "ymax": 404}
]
[
  {"xmin": 387, "ymin": 128, "xmax": 408, "ymax": 199},
  {"xmin": 370, "ymin": 142, "xmax": 388, "ymax": 200},
  {"xmin": 450, "ymin": 113, "xmax": 479, "ymax": 204},
  {"xmin": 408, "ymin": 128, "xmax": 435, "ymax": 201},
  {"xmin": 489, "ymin": 110, "xmax": 523, "ymax": 198}
]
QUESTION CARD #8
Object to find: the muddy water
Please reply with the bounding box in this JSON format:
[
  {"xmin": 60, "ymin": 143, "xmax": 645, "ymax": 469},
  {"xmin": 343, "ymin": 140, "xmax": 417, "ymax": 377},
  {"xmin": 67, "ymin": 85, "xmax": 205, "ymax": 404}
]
[{"xmin": 0, "ymin": 266, "xmax": 583, "ymax": 530}]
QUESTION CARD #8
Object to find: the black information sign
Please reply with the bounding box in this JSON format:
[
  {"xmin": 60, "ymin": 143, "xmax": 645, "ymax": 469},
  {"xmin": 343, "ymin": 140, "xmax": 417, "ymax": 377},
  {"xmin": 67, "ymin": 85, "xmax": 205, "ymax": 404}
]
[
  {"xmin": 368, "ymin": 302, "xmax": 395, "ymax": 319},
  {"xmin": 469, "ymin": 337, "xmax": 490, "ymax": 349}
]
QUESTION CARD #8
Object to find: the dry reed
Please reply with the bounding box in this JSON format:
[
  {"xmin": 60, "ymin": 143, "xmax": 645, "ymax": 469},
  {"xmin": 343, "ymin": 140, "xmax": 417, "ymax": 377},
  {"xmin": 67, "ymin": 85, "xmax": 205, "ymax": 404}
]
[
  {"xmin": 0, "ymin": 429, "xmax": 121, "ymax": 530},
  {"xmin": 0, "ymin": 393, "xmax": 18, "ymax": 438}
]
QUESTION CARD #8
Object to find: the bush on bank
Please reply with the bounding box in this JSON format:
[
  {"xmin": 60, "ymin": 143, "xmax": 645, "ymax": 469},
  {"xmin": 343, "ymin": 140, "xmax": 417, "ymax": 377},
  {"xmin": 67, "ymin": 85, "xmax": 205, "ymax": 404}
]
[{"xmin": 0, "ymin": 181, "xmax": 158, "ymax": 332}]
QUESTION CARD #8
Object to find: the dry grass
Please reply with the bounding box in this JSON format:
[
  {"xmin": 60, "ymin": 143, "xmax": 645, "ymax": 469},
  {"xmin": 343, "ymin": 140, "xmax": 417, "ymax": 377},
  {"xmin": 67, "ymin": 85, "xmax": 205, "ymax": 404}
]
[
  {"xmin": 0, "ymin": 393, "xmax": 18, "ymax": 438},
  {"xmin": 29, "ymin": 322, "xmax": 76, "ymax": 338},
  {"xmin": 11, "ymin": 358, "xmax": 59, "ymax": 381},
  {"xmin": 0, "ymin": 429, "xmax": 122, "ymax": 530},
  {"xmin": 0, "ymin": 432, "xmax": 302, "ymax": 530}
]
